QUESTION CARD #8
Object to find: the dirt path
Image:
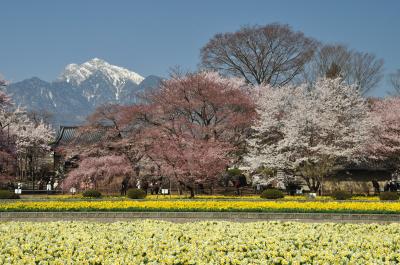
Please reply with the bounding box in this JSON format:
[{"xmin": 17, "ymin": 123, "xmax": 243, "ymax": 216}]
[{"xmin": 1, "ymin": 212, "xmax": 399, "ymax": 223}]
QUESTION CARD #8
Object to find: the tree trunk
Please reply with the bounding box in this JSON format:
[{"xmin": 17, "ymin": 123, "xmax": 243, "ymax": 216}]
[
  {"xmin": 303, "ymin": 176, "xmax": 320, "ymax": 193},
  {"xmin": 188, "ymin": 186, "xmax": 195, "ymax": 198},
  {"xmin": 29, "ymin": 154, "xmax": 35, "ymax": 190},
  {"xmin": 313, "ymin": 180, "xmax": 321, "ymax": 193},
  {"xmin": 178, "ymin": 181, "xmax": 195, "ymax": 198}
]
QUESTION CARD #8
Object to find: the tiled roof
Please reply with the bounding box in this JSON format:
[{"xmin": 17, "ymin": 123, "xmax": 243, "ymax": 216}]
[{"xmin": 53, "ymin": 126, "xmax": 109, "ymax": 147}]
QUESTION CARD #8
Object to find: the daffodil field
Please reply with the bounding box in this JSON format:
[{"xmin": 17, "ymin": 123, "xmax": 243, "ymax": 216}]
[
  {"xmin": 0, "ymin": 220, "xmax": 399, "ymax": 264},
  {"xmin": 0, "ymin": 199, "xmax": 400, "ymax": 214},
  {"xmin": 18, "ymin": 194, "xmax": 382, "ymax": 201}
]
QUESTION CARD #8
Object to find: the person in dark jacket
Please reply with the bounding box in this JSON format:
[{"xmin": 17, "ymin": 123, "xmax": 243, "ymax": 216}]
[
  {"xmin": 372, "ymin": 180, "xmax": 380, "ymax": 195},
  {"xmin": 120, "ymin": 177, "xmax": 130, "ymax": 196}
]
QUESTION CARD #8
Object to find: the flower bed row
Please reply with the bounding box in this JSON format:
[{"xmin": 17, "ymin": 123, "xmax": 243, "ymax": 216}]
[
  {"xmin": 1, "ymin": 200, "xmax": 400, "ymax": 214},
  {"xmin": 0, "ymin": 220, "xmax": 399, "ymax": 264},
  {"xmin": 19, "ymin": 194, "xmax": 381, "ymax": 201}
]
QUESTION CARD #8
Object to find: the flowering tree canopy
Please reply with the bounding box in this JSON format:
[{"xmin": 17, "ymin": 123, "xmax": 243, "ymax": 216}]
[
  {"xmin": 0, "ymin": 78, "xmax": 15, "ymax": 178},
  {"xmin": 86, "ymin": 103, "xmax": 147, "ymax": 166},
  {"xmin": 367, "ymin": 97, "xmax": 400, "ymax": 170},
  {"xmin": 0, "ymin": 78, "xmax": 54, "ymax": 183},
  {"xmin": 0, "ymin": 78, "xmax": 12, "ymax": 128},
  {"xmin": 8, "ymin": 108, "xmax": 54, "ymax": 155},
  {"xmin": 64, "ymin": 155, "xmax": 133, "ymax": 191},
  {"xmin": 246, "ymin": 78, "xmax": 372, "ymax": 191},
  {"xmin": 142, "ymin": 72, "xmax": 254, "ymax": 144},
  {"xmin": 0, "ymin": 92, "xmax": 11, "ymax": 111},
  {"xmin": 143, "ymin": 127, "xmax": 232, "ymax": 189},
  {"xmin": 134, "ymin": 71, "xmax": 255, "ymax": 196}
]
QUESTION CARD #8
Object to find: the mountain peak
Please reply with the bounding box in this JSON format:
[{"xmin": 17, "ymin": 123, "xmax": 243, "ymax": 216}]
[
  {"xmin": 7, "ymin": 60, "xmax": 161, "ymax": 126},
  {"xmin": 89, "ymin": 57, "xmax": 105, "ymax": 63},
  {"xmin": 59, "ymin": 58, "xmax": 145, "ymax": 86}
]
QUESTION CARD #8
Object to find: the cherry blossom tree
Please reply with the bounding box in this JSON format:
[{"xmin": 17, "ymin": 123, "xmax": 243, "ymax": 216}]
[
  {"xmin": 8, "ymin": 108, "xmax": 54, "ymax": 187},
  {"xmin": 143, "ymin": 127, "xmax": 232, "ymax": 197},
  {"xmin": 0, "ymin": 77, "xmax": 12, "ymax": 128},
  {"xmin": 134, "ymin": 71, "xmax": 255, "ymax": 197},
  {"xmin": 0, "ymin": 79, "xmax": 16, "ymax": 180},
  {"xmin": 0, "ymin": 77, "xmax": 54, "ymax": 186},
  {"xmin": 0, "ymin": 99, "xmax": 53, "ymax": 184},
  {"xmin": 55, "ymin": 103, "xmax": 148, "ymax": 194},
  {"xmin": 246, "ymin": 78, "xmax": 372, "ymax": 192},
  {"xmin": 84, "ymin": 103, "xmax": 148, "ymax": 177},
  {"xmin": 79, "ymin": 72, "xmax": 254, "ymax": 196},
  {"xmin": 63, "ymin": 155, "xmax": 134, "ymax": 191},
  {"xmin": 0, "ymin": 92, "xmax": 11, "ymax": 110},
  {"xmin": 9, "ymin": 108, "xmax": 53, "ymax": 153},
  {"xmin": 367, "ymin": 97, "xmax": 400, "ymax": 171},
  {"xmin": 0, "ymin": 122, "xmax": 15, "ymax": 180}
]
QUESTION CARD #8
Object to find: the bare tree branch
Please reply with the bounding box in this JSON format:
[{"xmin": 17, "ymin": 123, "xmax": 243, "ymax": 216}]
[
  {"xmin": 389, "ymin": 69, "xmax": 400, "ymax": 95},
  {"xmin": 200, "ymin": 23, "xmax": 318, "ymax": 86},
  {"xmin": 304, "ymin": 44, "xmax": 384, "ymax": 94}
]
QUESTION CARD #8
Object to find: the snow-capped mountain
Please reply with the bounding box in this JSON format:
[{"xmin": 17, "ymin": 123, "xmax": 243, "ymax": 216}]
[
  {"xmin": 60, "ymin": 58, "xmax": 145, "ymax": 101},
  {"xmin": 4, "ymin": 58, "xmax": 162, "ymax": 126}
]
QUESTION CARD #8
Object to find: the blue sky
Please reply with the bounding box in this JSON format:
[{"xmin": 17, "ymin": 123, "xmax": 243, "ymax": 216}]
[{"xmin": 0, "ymin": 0, "xmax": 399, "ymax": 96}]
